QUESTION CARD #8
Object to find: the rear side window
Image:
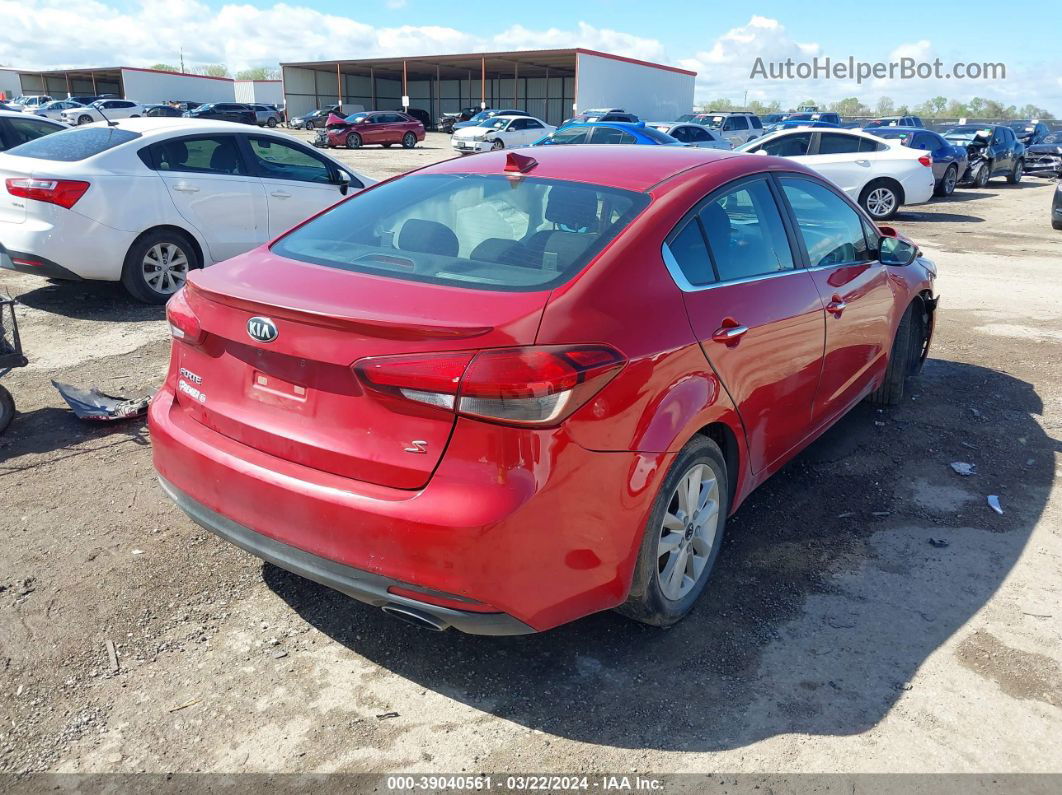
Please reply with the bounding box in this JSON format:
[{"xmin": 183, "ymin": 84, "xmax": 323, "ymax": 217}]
[
  {"xmin": 5, "ymin": 126, "xmax": 141, "ymax": 161},
  {"xmin": 750, "ymin": 116, "xmax": 763, "ymax": 129},
  {"xmin": 699, "ymin": 178, "xmax": 794, "ymax": 281},
  {"xmin": 665, "ymin": 219, "xmax": 715, "ymax": 286},
  {"xmin": 758, "ymin": 132, "xmax": 812, "ymax": 157},
  {"xmin": 271, "ymin": 174, "xmax": 649, "ymax": 292},
  {"xmin": 550, "ymin": 128, "xmax": 590, "ymax": 144},
  {"xmin": 143, "ymin": 135, "xmax": 248, "ymax": 175},
  {"xmin": 817, "ymin": 133, "xmax": 861, "ymax": 154},
  {"xmin": 780, "ymin": 176, "xmax": 872, "ymax": 267},
  {"xmin": 591, "ymin": 127, "xmax": 637, "ymax": 144}
]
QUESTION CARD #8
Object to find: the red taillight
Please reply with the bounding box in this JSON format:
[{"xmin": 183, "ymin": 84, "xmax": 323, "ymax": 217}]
[
  {"xmin": 6, "ymin": 177, "xmax": 90, "ymax": 209},
  {"xmin": 918, "ymin": 155, "xmax": 932, "ymax": 167},
  {"xmin": 353, "ymin": 345, "xmax": 625, "ymax": 426},
  {"xmin": 166, "ymin": 287, "xmax": 204, "ymax": 346}
]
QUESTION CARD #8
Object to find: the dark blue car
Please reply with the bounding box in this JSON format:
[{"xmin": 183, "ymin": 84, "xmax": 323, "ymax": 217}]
[
  {"xmin": 533, "ymin": 121, "xmax": 681, "ymax": 146},
  {"xmin": 865, "ymin": 126, "xmax": 967, "ymax": 196}
]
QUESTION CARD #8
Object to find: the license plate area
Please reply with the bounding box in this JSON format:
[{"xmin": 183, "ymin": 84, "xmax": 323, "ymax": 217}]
[{"xmin": 249, "ymin": 369, "xmax": 308, "ymax": 405}]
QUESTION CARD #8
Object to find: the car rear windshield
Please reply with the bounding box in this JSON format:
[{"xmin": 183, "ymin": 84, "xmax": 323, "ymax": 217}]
[
  {"xmin": 271, "ymin": 174, "xmax": 649, "ymax": 292},
  {"xmin": 640, "ymin": 127, "xmax": 680, "ymax": 144},
  {"xmin": 5, "ymin": 127, "xmax": 141, "ymax": 161}
]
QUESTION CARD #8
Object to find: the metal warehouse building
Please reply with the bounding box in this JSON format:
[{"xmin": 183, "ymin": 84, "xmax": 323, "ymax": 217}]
[
  {"xmin": 281, "ymin": 48, "xmax": 696, "ymax": 127},
  {"xmin": 13, "ymin": 67, "xmax": 269, "ymax": 105}
]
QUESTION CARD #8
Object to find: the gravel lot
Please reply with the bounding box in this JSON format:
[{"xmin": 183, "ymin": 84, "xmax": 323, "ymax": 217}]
[{"xmin": 1, "ymin": 133, "xmax": 1060, "ymax": 777}]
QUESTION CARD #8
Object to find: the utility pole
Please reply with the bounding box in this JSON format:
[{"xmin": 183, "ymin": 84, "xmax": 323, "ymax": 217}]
[{"xmin": 179, "ymin": 48, "xmax": 185, "ymax": 73}]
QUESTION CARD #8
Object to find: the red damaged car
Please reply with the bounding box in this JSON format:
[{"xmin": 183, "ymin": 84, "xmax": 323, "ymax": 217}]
[
  {"xmin": 316, "ymin": 110, "xmax": 424, "ymax": 150},
  {"xmin": 151, "ymin": 146, "xmax": 938, "ymax": 634}
]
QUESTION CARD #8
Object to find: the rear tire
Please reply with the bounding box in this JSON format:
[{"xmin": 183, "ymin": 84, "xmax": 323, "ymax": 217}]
[
  {"xmin": 867, "ymin": 301, "xmax": 925, "ymax": 406},
  {"xmin": 1007, "ymin": 159, "xmax": 1023, "ymax": 184},
  {"xmin": 402, "ymin": 132, "xmax": 417, "ymax": 149},
  {"xmin": 935, "ymin": 164, "xmax": 957, "ymax": 196},
  {"xmin": 266, "ymin": 117, "xmax": 277, "ymax": 128},
  {"xmin": 121, "ymin": 229, "xmax": 200, "ymax": 305},
  {"xmin": 0, "ymin": 384, "xmax": 14, "ymax": 435},
  {"xmin": 617, "ymin": 436, "xmax": 729, "ymax": 627},
  {"xmin": 859, "ymin": 179, "xmax": 901, "ymax": 220},
  {"xmin": 1053, "ymin": 218, "xmax": 1062, "ymax": 231}
]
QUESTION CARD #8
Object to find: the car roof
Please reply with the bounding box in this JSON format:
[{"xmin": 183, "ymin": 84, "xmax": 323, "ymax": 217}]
[
  {"xmin": 0, "ymin": 109, "xmax": 64, "ymax": 123},
  {"xmin": 422, "ymin": 145, "xmax": 747, "ymax": 192},
  {"xmin": 867, "ymin": 126, "xmax": 932, "ymax": 134},
  {"xmin": 90, "ymin": 118, "xmax": 272, "ymax": 137}
]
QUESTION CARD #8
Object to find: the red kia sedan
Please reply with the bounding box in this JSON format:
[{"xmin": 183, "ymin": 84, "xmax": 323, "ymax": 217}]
[
  {"xmin": 319, "ymin": 111, "xmax": 425, "ymax": 149},
  {"xmin": 150, "ymin": 146, "xmax": 938, "ymax": 635}
]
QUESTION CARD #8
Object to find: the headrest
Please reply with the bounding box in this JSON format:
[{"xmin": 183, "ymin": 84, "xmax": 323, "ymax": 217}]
[{"xmin": 398, "ymin": 219, "xmax": 459, "ymax": 257}]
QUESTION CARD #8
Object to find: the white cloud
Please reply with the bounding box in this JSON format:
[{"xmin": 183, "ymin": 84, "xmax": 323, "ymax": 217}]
[{"xmin": 1, "ymin": 4, "xmax": 1057, "ymax": 112}]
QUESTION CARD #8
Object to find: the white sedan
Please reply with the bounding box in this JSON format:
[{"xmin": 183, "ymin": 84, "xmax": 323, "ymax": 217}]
[
  {"xmin": 738, "ymin": 127, "xmax": 935, "ymax": 220},
  {"xmin": 648, "ymin": 122, "xmax": 731, "ymax": 149},
  {"xmin": 60, "ymin": 99, "xmax": 145, "ymax": 126},
  {"xmin": 0, "ymin": 119, "xmax": 373, "ymax": 302},
  {"xmin": 34, "ymin": 100, "xmax": 85, "ymax": 121},
  {"xmin": 451, "ymin": 115, "xmax": 555, "ymax": 154}
]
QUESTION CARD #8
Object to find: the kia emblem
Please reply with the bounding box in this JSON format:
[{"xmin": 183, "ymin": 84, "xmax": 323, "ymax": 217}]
[{"xmin": 247, "ymin": 316, "xmax": 279, "ymax": 343}]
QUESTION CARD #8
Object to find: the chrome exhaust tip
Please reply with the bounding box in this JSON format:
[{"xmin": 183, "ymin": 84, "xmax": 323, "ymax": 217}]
[{"xmin": 381, "ymin": 603, "xmax": 448, "ymax": 631}]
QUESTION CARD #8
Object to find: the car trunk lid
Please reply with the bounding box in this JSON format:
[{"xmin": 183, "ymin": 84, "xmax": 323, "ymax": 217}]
[{"xmin": 173, "ymin": 250, "xmax": 549, "ymax": 489}]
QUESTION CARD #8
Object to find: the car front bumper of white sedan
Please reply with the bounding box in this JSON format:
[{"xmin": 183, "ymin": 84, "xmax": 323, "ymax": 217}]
[{"xmin": 451, "ymin": 137, "xmax": 495, "ymax": 154}]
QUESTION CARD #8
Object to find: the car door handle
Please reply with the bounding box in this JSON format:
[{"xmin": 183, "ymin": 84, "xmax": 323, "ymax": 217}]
[
  {"xmin": 270, "ymin": 191, "xmax": 292, "ymax": 198},
  {"xmin": 827, "ymin": 298, "xmax": 847, "ymax": 316},
  {"xmin": 172, "ymin": 184, "xmax": 200, "ymax": 193},
  {"xmin": 711, "ymin": 324, "xmax": 749, "ymax": 343},
  {"xmin": 855, "ymin": 159, "xmax": 870, "ymax": 166}
]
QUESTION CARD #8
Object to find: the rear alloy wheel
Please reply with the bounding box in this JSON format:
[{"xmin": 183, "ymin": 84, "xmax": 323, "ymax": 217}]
[
  {"xmin": 121, "ymin": 230, "xmax": 199, "ymax": 304},
  {"xmin": 617, "ymin": 436, "xmax": 729, "ymax": 627},
  {"xmin": 1007, "ymin": 159, "xmax": 1023, "ymax": 184},
  {"xmin": 402, "ymin": 132, "xmax": 417, "ymax": 149},
  {"xmin": 78, "ymin": 114, "xmax": 93, "ymax": 125},
  {"xmin": 346, "ymin": 132, "xmax": 362, "ymax": 149},
  {"xmin": 936, "ymin": 164, "xmax": 957, "ymax": 196},
  {"xmin": 266, "ymin": 117, "xmax": 277, "ymax": 128},
  {"xmin": 860, "ymin": 181, "xmax": 900, "ymax": 220},
  {"xmin": 305, "ymin": 120, "xmax": 316, "ymax": 131}
]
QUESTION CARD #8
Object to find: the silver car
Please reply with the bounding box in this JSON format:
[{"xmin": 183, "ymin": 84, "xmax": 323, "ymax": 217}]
[
  {"xmin": 648, "ymin": 122, "xmax": 732, "ymax": 150},
  {"xmin": 250, "ymin": 103, "xmax": 283, "ymax": 127}
]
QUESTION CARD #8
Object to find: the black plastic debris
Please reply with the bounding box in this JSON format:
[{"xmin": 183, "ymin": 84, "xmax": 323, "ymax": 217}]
[{"xmin": 52, "ymin": 380, "xmax": 150, "ymax": 421}]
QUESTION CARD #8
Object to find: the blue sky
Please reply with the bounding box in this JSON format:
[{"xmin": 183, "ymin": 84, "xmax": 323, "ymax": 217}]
[{"xmin": 7, "ymin": 0, "xmax": 1061, "ymax": 110}]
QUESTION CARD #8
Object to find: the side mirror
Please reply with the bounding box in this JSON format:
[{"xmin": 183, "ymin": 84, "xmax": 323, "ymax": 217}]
[
  {"xmin": 879, "ymin": 235, "xmax": 918, "ymax": 266},
  {"xmin": 335, "ymin": 171, "xmax": 351, "ymax": 195},
  {"xmin": 753, "ymin": 149, "xmax": 768, "ymax": 156}
]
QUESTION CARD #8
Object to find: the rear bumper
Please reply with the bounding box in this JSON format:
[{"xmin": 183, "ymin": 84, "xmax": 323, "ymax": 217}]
[
  {"xmin": 150, "ymin": 386, "xmax": 668, "ymax": 632},
  {"xmin": 0, "ymin": 244, "xmax": 83, "ymax": 280},
  {"xmin": 158, "ymin": 476, "xmax": 535, "ymax": 635},
  {"xmin": 0, "ymin": 214, "xmax": 131, "ymax": 281}
]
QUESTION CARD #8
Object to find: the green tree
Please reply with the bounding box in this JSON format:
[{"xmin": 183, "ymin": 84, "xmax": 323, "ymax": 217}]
[
  {"xmin": 235, "ymin": 67, "xmax": 280, "ymax": 81},
  {"xmin": 192, "ymin": 64, "xmax": 230, "ymax": 78},
  {"xmin": 699, "ymin": 98, "xmax": 735, "ymax": 111},
  {"xmin": 829, "ymin": 97, "xmax": 869, "ymax": 116},
  {"xmin": 149, "ymin": 63, "xmax": 180, "ymax": 73}
]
